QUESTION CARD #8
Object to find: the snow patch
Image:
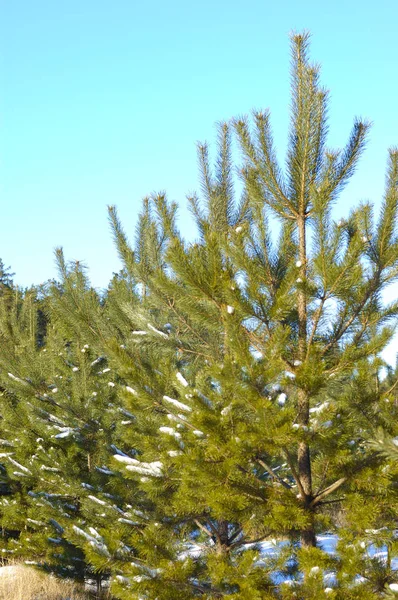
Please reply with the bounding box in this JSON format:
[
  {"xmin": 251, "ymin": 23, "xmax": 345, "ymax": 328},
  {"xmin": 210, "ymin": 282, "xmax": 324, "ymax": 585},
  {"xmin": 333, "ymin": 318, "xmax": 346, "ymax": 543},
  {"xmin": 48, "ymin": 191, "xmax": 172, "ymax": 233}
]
[
  {"xmin": 125, "ymin": 386, "xmax": 137, "ymax": 395},
  {"xmin": 176, "ymin": 372, "xmax": 189, "ymax": 387},
  {"xmin": 159, "ymin": 426, "xmax": 181, "ymax": 439},
  {"xmin": 163, "ymin": 395, "xmax": 191, "ymax": 412}
]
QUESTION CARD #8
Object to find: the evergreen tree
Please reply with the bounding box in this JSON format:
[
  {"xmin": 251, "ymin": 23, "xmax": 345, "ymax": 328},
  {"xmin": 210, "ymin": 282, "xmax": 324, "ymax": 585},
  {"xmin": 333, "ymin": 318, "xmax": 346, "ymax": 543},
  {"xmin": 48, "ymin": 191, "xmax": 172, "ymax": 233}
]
[
  {"xmin": 48, "ymin": 33, "xmax": 398, "ymax": 598},
  {"xmin": 0, "ymin": 258, "xmax": 14, "ymax": 291},
  {"xmin": 103, "ymin": 32, "xmax": 398, "ymax": 598},
  {"xmin": 0, "ymin": 32, "xmax": 398, "ymax": 599},
  {"xmin": 0, "ymin": 272, "xmax": 117, "ymax": 586}
]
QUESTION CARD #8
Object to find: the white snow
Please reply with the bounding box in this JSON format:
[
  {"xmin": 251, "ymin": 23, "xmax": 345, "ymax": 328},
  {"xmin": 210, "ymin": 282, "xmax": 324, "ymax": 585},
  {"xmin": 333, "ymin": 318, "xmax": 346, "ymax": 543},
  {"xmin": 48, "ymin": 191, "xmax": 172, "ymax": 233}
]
[
  {"xmin": 54, "ymin": 427, "xmax": 75, "ymax": 439},
  {"xmin": 7, "ymin": 457, "xmax": 31, "ymax": 474},
  {"xmin": 114, "ymin": 455, "xmax": 139, "ymax": 465},
  {"xmin": 27, "ymin": 518, "xmax": 45, "ymax": 526},
  {"xmin": 167, "ymin": 413, "xmax": 178, "ymax": 422},
  {"xmin": 118, "ymin": 518, "xmax": 137, "ymax": 526},
  {"xmin": 88, "ymin": 495, "xmax": 108, "ymax": 506},
  {"xmin": 285, "ymin": 371, "xmax": 296, "ymax": 379},
  {"xmin": 115, "ymin": 575, "xmax": 130, "ymax": 585},
  {"xmin": 0, "ymin": 439, "xmax": 13, "ymax": 446},
  {"xmin": 147, "ymin": 323, "xmax": 168, "ymax": 338},
  {"xmin": 309, "ymin": 402, "xmax": 330, "ymax": 414},
  {"xmin": 126, "ymin": 386, "xmax": 137, "ymax": 395},
  {"xmin": 277, "ymin": 393, "xmax": 287, "ymax": 406},
  {"xmin": 163, "ymin": 395, "xmax": 191, "ymax": 412},
  {"xmin": 176, "ymin": 372, "xmax": 189, "ymax": 387},
  {"xmin": 310, "ymin": 566, "xmax": 320, "ymax": 575},
  {"xmin": 114, "ymin": 455, "xmax": 163, "ymax": 477},
  {"xmin": 126, "ymin": 461, "xmax": 163, "ymax": 477},
  {"xmin": 7, "ymin": 373, "xmax": 27, "ymax": 385},
  {"xmin": 72, "ymin": 525, "xmax": 110, "ymax": 557},
  {"xmin": 40, "ymin": 465, "xmax": 60, "ymax": 472},
  {"xmin": 159, "ymin": 426, "xmax": 181, "ymax": 439},
  {"xmin": 90, "ymin": 356, "xmax": 105, "ymax": 366},
  {"xmin": 88, "ymin": 527, "xmax": 102, "ymax": 539}
]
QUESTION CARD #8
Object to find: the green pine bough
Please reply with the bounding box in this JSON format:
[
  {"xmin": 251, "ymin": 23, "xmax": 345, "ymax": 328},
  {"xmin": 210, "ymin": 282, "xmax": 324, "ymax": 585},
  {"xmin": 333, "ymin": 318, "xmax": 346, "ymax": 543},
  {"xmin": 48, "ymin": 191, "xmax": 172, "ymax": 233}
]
[{"xmin": 1, "ymin": 32, "xmax": 398, "ymax": 599}]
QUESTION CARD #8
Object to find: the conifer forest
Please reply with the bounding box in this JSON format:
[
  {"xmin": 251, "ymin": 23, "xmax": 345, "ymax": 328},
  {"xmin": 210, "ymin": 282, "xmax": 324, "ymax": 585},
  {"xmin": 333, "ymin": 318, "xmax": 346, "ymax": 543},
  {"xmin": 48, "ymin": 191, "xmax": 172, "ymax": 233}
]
[{"xmin": 1, "ymin": 33, "xmax": 398, "ymax": 599}]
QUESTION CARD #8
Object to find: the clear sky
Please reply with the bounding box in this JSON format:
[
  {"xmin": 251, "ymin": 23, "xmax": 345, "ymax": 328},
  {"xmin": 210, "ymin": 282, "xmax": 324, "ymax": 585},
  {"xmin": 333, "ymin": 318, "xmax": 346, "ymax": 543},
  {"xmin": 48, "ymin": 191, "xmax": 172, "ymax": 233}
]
[{"xmin": 1, "ymin": 0, "xmax": 398, "ymax": 360}]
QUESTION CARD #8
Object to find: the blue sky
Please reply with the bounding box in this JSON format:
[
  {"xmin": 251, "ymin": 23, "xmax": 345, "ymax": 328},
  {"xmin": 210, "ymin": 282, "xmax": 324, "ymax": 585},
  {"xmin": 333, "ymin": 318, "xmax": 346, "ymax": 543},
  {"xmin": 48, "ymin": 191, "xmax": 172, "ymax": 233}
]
[{"xmin": 1, "ymin": 0, "xmax": 397, "ymax": 294}]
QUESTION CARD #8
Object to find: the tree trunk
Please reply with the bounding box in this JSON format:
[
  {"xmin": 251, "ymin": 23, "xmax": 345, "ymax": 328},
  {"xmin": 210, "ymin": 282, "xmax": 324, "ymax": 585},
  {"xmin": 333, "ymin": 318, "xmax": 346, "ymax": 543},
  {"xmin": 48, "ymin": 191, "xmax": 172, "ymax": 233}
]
[
  {"xmin": 216, "ymin": 520, "xmax": 230, "ymax": 554},
  {"xmin": 297, "ymin": 215, "xmax": 316, "ymax": 547},
  {"xmin": 301, "ymin": 520, "xmax": 317, "ymax": 547}
]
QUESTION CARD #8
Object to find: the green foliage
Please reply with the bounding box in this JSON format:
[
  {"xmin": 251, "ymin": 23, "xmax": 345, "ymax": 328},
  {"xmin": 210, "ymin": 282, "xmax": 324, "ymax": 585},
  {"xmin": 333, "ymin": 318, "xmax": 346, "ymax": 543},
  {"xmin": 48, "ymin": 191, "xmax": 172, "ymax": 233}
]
[
  {"xmin": 0, "ymin": 258, "xmax": 14, "ymax": 290},
  {"xmin": 0, "ymin": 33, "xmax": 398, "ymax": 599}
]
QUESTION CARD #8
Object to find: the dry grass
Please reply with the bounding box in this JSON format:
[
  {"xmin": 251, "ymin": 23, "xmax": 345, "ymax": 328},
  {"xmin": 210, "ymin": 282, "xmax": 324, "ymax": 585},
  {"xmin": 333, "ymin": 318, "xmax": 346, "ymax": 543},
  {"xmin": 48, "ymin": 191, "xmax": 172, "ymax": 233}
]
[{"xmin": 0, "ymin": 564, "xmax": 92, "ymax": 600}]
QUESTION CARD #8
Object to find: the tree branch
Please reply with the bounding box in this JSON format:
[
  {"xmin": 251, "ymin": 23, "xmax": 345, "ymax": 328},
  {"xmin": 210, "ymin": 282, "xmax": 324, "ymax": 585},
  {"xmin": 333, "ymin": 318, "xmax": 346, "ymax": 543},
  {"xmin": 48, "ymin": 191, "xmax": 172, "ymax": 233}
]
[
  {"xmin": 194, "ymin": 519, "xmax": 215, "ymax": 540},
  {"xmin": 281, "ymin": 449, "xmax": 306, "ymax": 500},
  {"xmin": 310, "ymin": 477, "xmax": 347, "ymax": 507},
  {"xmin": 257, "ymin": 459, "xmax": 292, "ymax": 490}
]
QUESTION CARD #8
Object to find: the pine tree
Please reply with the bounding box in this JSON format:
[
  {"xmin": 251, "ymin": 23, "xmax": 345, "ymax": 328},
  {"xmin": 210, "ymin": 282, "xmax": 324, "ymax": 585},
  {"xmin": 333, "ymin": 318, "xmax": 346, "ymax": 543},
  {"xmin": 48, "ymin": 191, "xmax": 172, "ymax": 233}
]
[
  {"xmin": 0, "ymin": 273, "xmax": 119, "ymax": 586},
  {"xmin": 0, "ymin": 258, "xmax": 14, "ymax": 291},
  {"xmin": 100, "ymin": 32, "xmax": 398, "ymax": 597},
  {"xmin": 0, "ymin": 32, "xmax": 398, "ymax": 599}
]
